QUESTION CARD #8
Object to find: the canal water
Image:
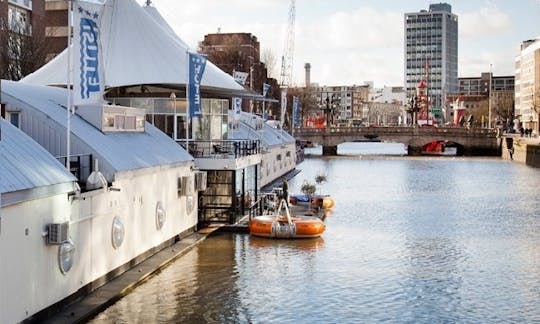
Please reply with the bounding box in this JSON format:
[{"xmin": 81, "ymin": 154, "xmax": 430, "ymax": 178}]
[{"xmin": 89, "ymin": 143, "xmax": 540, "ymax": 323}]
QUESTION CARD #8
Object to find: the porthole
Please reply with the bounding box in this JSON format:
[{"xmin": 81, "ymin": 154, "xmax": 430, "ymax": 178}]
[
  {"xmin": 156, "ymin": 201, "xmax": 166, "ymax": 230},
  {"xmin": 111, "ymin": 216, "xmax": 125, "ymax": 249},
  {"xmin": 58, "ymin": 240, "xmax": 75, "ymax": 274},
  {"xmin": 186, "ymin": 196, "xmax": 194, "ymax": 215}
]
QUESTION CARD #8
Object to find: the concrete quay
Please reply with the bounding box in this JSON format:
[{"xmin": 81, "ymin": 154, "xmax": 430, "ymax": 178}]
[{"xmin": 501, "ymin": 135, "xmax": 540, "ymax": 168}]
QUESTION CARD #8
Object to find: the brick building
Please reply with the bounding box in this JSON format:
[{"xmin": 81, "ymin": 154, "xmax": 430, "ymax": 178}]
[
  {"xmin": 199, "ymin": 32, "xmax": 280, "ymax": 115},
  {"xmin": 43, "ymin": 0, "xmax": 68, "ymax": 60}
]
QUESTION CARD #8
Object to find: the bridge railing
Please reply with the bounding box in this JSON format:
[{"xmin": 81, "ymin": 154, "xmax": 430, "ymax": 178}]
[{"xmin": 294, "ymin": 126, "xmax": 497, "ymax": 137}]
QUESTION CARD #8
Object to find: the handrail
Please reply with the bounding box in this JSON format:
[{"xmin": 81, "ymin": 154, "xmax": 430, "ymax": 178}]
[{"xmin": 178, "ymin": 139, "xmax": 260, "ymax": 159}]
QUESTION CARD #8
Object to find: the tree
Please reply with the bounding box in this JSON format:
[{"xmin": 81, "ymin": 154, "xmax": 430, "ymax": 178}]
[
  {"xmin": 0, "ymin": 24, "xmax": 51, "ymax": 81},
  {"xmin": 260, "ymin": 48, "xmax": 277, "ymax": 79},
  {"xmin": 283, "ymin": 86, "xmax": 319, "ymax": 129}
]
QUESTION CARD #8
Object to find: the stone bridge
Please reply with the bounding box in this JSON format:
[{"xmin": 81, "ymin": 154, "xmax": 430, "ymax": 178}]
[{"xmin": 294, "ymin": 126, "xmax": 501, "ymax": 156}]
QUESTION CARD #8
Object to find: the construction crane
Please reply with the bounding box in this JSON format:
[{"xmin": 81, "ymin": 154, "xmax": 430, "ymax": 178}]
[{"xmin": 280, "ymin": 0, "xmax": 296, "ymax": 88}]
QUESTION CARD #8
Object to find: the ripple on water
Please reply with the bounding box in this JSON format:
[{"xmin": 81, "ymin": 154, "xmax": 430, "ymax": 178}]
[{"xmin": 89, "ymin": 153, "xmax": 540, "ymax": 323}]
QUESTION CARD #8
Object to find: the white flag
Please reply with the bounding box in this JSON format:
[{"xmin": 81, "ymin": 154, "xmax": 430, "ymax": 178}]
[
  {"xmin": 280, "ymin": 89, "xmax": 287, "ymax": 128},
  {"xmin": 73, "ymin": 0, "xmax": 105, "ymax": 106},
  {"xmin": 232, "ymin": 71, "xmax": 249, "ymax": 85}
]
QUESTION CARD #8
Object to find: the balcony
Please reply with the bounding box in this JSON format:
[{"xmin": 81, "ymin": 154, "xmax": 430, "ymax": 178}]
[{"xmin": 178, "ymin": 139, "xmax": 260, "ymax": 159}]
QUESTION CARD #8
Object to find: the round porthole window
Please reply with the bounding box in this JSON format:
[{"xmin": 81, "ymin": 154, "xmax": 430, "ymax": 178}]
[
  {"xmin": 58, "ymin": 240, "xmax": 75, "ymax": 274},
  {"xmin": 111, "ymin": 216, "xmax": 125, "ymax": 249},
  {"xmin": 156, "ymin": 201, "xmax": 166, "ymax": 230},
  {"xmin": 186, "ymin": 196, "xmax": 194, "ymax": 215}
]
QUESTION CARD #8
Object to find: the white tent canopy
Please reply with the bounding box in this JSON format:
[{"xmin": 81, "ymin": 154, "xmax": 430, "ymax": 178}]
[{"xmin": 21, "ymin": 0, "xmax": 245, "ymax": 93}]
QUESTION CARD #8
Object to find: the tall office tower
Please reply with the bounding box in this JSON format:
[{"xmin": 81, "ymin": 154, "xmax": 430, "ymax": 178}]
[
  {"xmin": 515, "ymin": 37, "xmax": 540, "ymax": 133},
  {"xmin": 404, "ymin": 3, "xmax": 458, "ymax": 124}
]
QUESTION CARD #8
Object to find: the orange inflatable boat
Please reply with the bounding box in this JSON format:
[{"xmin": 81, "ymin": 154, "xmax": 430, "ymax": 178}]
[
  {"xmin": 289, "ymin": 194, "xmax": 335, "ymax": 209},
  {"xmin": 249, "ymin": 200, "xmax": 326, "ymax": 239}
]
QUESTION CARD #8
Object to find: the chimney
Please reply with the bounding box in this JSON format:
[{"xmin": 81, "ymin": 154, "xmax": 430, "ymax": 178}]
[{"xmin": 304, "ymin": 63, "xmax": 311, "ymax": 88}]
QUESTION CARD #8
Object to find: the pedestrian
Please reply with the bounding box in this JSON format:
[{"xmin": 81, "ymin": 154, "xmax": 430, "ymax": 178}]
[{"xmin": 281, "ymin": 177, "xmax": 289, "ymax": 206}]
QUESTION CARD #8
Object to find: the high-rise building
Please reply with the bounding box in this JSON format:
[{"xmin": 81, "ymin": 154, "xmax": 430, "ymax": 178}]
[
  {"xmin": 515, "ymin": 37, "xmax": 540, "ymax": 133},
  {"xmin": 404, "ymin": 3, "xmax": 458, "ymax": 124}
]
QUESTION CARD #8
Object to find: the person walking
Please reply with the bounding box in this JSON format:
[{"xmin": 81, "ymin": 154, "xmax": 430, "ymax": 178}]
[{"xmin": 281, "ymin": 178, "xmax": 289, "ymax": 207}]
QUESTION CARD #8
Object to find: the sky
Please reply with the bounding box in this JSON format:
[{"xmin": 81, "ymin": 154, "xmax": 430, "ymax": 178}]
[{"xmin": 138, "ymin": 0, "xmax": 540, "ymax": 88}]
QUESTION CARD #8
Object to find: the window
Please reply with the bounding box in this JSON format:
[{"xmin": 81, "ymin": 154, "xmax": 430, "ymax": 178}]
[{"xmin": 7, "ymin": 111, "xmax": 20, "ymax": 128}]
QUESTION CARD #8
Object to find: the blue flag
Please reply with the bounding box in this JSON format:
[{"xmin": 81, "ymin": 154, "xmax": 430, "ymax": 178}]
[
  {"xmin": 188, "ymin": 53, "xmax": 207, "ymax": 117},
  {"xmin": 293, "ymin": 96, "xmax": 301, "ymax": 127},
  {"xmin": 263, "ymin": 83, "xmax": 271, "ymax": 97}
]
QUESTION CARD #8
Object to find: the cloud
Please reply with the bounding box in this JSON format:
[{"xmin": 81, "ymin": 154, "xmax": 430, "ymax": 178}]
[
  {"xmin": 292, "ymin": 7, "xmax": 403, "ymax": 86},
  {"xmin": 459, "ymin": 3, "xmax": 513, "ymax": 39}
]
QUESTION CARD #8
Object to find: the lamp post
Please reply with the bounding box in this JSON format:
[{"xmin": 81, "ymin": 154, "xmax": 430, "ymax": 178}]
[
  {"xmin": 488, "ymin": 64, "xmax": 492, "ymax": 129},
  {"xmin": 323, "ymin": 95, "xmax": 335, "ymax": 128}
]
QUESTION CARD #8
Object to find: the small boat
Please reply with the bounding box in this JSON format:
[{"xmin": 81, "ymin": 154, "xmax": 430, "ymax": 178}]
[
  {"xmin": 249, "ymin": 200, "xmax": 326, "ymax": 239},
  {"xmin": 289, "ymin": 194, "xmax": 335, "ymax": 209},
  {"xmin": 421, "ymin": 140, "xmax": 459, "ymax": 156}
]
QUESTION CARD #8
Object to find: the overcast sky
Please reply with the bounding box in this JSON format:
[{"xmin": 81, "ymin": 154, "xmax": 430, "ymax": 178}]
[{"xmin": 138, "ymin": 0, "xmax": 540, "ymax": 88}]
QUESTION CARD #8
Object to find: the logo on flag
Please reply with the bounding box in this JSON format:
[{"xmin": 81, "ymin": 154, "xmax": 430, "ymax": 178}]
[
  {"xmin": 263, "ymin": 83, "xmax": 271, "ymax": 97},
  {"xmin": 188, "ymin": 53, "xmax": 207, "ymax": 117},
  {"xmin": 232, "ymin": 71, "xmax": 249, "ymax": 85},
  {"xmin": 280, "ymin": 89, "xmax": 287, "ymax": 128},
  {"xmin": 73, "ymin": 1, "xmax": 104, "ymax": 106}
]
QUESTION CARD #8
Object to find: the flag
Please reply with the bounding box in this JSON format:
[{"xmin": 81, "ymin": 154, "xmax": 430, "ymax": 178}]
[
  {"xmin": 263, "ymin": 83, "xmax": 271, "ymax": 97},
  {"xmin": 233, "ymin": 97, "xmax": 242, "ymax": 115},
  {"xmin": 232, "ymin": 71, "xmax": 249, "ymax": 85},
  {"xmin": 293, "ymin": 96, "xmax": 301, "ymax": 128},
  {"xmin": 280, "ymin": 89, "xmax": 287, "ymax": 128},
  {"xmin": 73, "ymin": 0, "xmax": 105, "ymax": 106},
  {"xmin": 188, "ymin": 52, "xmax": 207, "ymax": 117}
]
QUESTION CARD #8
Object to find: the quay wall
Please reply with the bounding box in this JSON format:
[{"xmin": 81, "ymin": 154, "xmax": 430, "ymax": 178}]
[{"xmin": 501, "ymin": 136, "xmax": 540, "ymax": 168}]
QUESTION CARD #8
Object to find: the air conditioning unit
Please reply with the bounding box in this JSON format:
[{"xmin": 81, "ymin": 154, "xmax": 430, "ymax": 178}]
[
  {"xmin": 194, "ymin": 171, "xmax": 207, "ymax": 191},
  {"xmin": 178, "ymin": 176, "xmax": 194, "ymax": 196},
  {"xmin": 47, "ymin": 222, "xmax": 69, "ymax": 245}
]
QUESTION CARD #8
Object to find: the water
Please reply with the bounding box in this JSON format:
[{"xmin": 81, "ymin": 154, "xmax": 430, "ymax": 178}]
[{"xmin": 89, "ymin": 143, "xmax": 540, "ymax": 323}]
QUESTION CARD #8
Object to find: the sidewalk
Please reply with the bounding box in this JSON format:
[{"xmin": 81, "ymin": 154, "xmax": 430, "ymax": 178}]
[{"xmin": 38, "ymin": 230, "xmax": 215, "ymax": 324}]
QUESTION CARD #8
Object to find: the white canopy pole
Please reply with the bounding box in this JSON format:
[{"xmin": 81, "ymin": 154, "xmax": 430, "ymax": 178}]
[{"xmin": 66, "ymin": 0, "xmax": 73, "ymax": 171}]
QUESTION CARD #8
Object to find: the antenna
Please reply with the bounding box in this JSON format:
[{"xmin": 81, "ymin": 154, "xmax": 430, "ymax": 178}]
[{"xmin": 280, "ymin": 0, "xmax": 296, "ymax": 87}]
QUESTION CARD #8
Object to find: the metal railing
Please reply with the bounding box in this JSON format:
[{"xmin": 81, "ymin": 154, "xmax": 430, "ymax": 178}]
[{"xmin": 178, "ymin": 139, "xmax": 260, "ymax": 159}]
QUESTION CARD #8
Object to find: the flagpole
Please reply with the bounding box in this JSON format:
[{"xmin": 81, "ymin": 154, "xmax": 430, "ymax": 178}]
[
  {"xmin": 66, "ymin": 0, "xmax": 73, "ymax": 172},
  {"xmin": 185, "ymin": 50, "xmax": 189, "ymax": 150}
]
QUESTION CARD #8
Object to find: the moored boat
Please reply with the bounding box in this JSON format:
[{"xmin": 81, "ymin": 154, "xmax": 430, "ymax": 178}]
[
  {"xmin": 289, "ymin": 194, "xmax": 335, "ymax": 209},
  {"xmin": 249, "ymin": 201, "xmax": 326, "ymax": 239},
  {"xmin": 421, "ymin": 140, "xmax": 459, "ymax": 156}
]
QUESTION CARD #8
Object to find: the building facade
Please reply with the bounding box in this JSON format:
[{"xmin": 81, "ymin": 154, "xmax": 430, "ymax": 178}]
[
  {"xmin": 515, "ymin": 37, "xmax": 540, "ymax": 133},
  {"xmin": 459, "ymin": 72, "xmax": 514, "ymax": 96},
  {"xmin": 43, "ymin": 0, "xmax": 67, "ymax": 60},
  {"xmin": 404, "ymin": 2, "xmax": 458, "ymax": 123},
  {"xmin": 454, "ymin": 73, "xmax": 515, "ymax": 128},
  {"xmin": 199, "ymin": 32, "xmax": 280, "ymax": 116}
]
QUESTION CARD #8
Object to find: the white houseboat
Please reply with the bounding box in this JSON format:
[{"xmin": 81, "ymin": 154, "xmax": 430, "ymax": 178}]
[
  {"xmin": 1, "ymin": 80, "xmax": 198, "ymax": 323},
  {"xmin": 0, "ymin": 119, "xmax": 78, "ymax": 324}
]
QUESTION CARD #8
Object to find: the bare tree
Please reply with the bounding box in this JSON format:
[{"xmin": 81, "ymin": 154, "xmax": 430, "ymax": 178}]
[
  {"xmin": 0, "ymin": 25, "xmax": 51, "ymax": 81},
  {"xmin": 261, "ymin": 48, "xmax": 277, "ymax": 79}
]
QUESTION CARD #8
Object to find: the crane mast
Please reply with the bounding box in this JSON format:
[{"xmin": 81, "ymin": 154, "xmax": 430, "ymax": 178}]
[{"xmin": 280, "ymin": 0, "xmax": 296, "ymax": 87}]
